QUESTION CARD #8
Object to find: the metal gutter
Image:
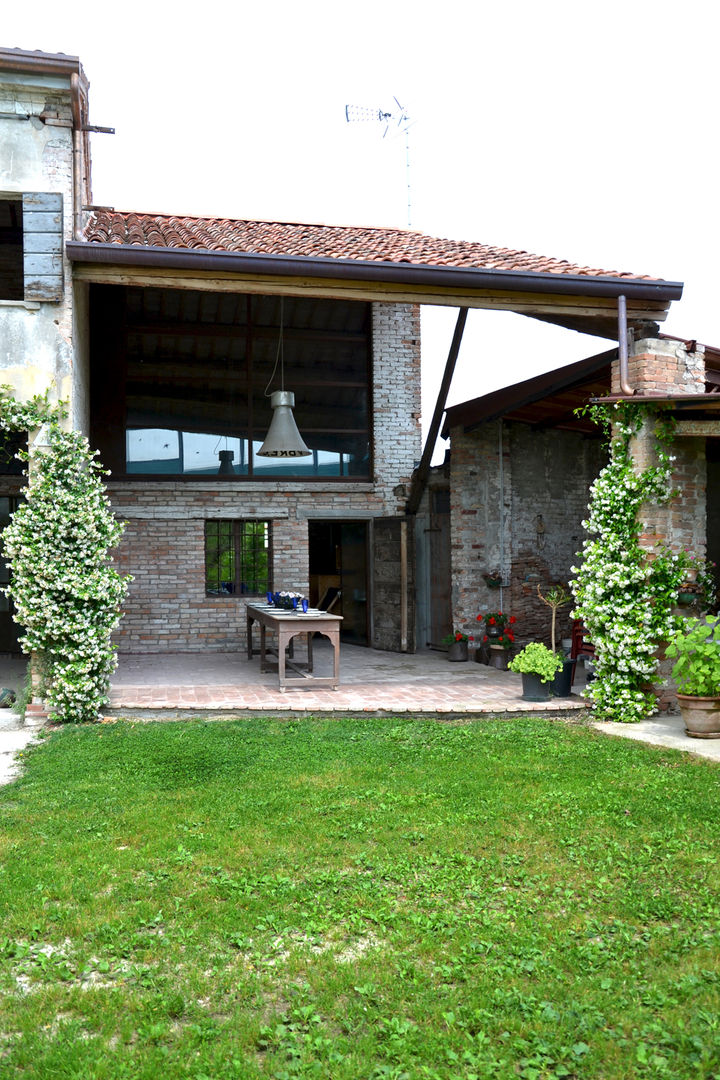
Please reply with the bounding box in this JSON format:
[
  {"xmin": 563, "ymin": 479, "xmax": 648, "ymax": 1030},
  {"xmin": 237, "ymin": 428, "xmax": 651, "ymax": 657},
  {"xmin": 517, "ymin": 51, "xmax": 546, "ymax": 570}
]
[{"xmin": 65, "ymin": 241, "xmax": 684, "ymax": 303}]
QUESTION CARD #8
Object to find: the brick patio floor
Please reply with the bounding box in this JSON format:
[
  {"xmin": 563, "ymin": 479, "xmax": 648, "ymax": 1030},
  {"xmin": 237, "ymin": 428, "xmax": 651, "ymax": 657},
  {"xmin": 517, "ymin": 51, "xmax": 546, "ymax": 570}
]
[{"xmin": 104, "ymin": 643, "xmax": 590, "ymax": 718}]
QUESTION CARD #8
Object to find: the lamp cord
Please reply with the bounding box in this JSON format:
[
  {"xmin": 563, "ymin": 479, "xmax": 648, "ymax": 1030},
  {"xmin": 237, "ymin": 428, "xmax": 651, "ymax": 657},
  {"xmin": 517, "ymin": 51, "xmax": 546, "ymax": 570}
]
[{"xmin": 263, "ymin": 296, "xmax": 284, "ymax": 398}]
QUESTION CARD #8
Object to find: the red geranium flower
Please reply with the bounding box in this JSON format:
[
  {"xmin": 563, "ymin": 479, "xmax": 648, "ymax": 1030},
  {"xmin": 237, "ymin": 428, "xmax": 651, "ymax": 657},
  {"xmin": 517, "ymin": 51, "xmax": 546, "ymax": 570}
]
[
  {"xmin": 488, "ymin": 617, "xmax": 496, "ymax": 625},
  {"xmin": 455, "ymin": 632, "xmax": 462, "ymax": 641},
  {"xmin": 509, "ymin": 615, "xmax": 517, "ymax": 624},
  {"xmin": 483, "ymin": 635, "xmax": 488, "ymax": 642}
]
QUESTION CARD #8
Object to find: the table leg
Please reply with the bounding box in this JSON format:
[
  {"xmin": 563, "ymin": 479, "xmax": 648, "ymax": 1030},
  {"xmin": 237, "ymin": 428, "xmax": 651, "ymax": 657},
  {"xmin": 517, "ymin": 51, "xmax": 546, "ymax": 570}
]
[
  {"xmin": 307, "ymin": 632, "xmax": 313, "ymax": 672},
  {"xmin": 260, "ymin": 623, "xmax": 267, "ymax": 672},
  {"xmin": 246, "ymin": 613, "xmax": 253, "ymax": 660},
  {"xmin": 278, "ymin": 629, "xmax": 287, "ymax": 692},
  {"xmin": 332, "ymin": 630, "xmax": 340, "ymax": 689}
]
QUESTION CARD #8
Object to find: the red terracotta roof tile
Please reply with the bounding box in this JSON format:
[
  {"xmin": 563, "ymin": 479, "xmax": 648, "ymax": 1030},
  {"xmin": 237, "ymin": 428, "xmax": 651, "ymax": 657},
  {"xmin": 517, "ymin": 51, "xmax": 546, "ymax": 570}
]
[{"xmin": 82, "ymin": 210, "xmax": 657, "ymax": 281}]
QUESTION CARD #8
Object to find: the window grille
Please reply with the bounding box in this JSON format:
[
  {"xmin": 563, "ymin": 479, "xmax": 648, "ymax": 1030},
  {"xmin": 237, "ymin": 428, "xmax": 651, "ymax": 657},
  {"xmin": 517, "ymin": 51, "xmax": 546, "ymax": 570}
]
[{"xmin": 205, "ymin": 520, "xmax": 271, "ymax": 596}]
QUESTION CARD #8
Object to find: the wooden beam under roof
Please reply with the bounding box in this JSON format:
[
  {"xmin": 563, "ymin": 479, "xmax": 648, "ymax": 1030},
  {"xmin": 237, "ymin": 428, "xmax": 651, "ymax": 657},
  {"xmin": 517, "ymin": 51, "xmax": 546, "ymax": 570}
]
[{"xmin": 73, "ymin": 262, "xmax": 672, "ymax": 336}]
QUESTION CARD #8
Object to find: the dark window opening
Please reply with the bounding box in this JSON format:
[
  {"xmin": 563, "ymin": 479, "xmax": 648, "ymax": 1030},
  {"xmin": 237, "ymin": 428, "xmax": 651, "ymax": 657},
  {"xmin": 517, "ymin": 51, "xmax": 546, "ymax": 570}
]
[
  {"xmin": 0, "ymin": 431, "xmax": 27, "ymax": 476},
  {"xmin": 0, "ymin": 198, "xmax": 23, "ymax": 300},
  {"xmin": 205, "ymin": 520, "xmax": 271, "ymax": 596},
  {"xmin": 89, "ymin": 285, "xmax": 372, "ymax": 480}
]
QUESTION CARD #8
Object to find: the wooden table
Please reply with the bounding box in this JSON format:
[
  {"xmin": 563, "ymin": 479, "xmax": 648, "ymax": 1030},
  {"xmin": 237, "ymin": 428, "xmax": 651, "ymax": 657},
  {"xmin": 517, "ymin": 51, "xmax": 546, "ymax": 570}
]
[{"xmin": 246, "ymin": 604, "xmax": 343, "ymax": 692}]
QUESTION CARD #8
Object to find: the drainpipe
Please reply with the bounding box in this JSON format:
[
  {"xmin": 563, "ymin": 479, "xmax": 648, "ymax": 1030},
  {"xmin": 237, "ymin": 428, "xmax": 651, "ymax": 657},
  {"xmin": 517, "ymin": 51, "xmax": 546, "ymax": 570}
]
[
  {"xmin": 618, "ymin": 294, "xmax": 634, "ymax": 396},
  {"xmin": 498, "ymin": 421, "xmax": 506, "ymax": 609},
  {"xmin": 70, "ymin": 74, "xmax": 83, "ymax": 240}
]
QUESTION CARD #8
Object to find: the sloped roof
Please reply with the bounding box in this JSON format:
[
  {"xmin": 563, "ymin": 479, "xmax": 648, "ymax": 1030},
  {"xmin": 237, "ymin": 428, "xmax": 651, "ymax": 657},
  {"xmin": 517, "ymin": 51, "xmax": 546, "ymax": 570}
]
[
  {"xmin": 83, "ymin": 210, "xmax": 655, "ymax": 281},
  {"xmin": 443, "ymin": 350, "xmax": 616, "ymax": 436}
]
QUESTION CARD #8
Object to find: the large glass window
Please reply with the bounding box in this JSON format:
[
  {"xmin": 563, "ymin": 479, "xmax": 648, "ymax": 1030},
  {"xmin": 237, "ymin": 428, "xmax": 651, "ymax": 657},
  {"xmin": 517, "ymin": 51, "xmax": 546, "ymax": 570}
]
[
  {"xmin": 205, "ymin": 520, "xmax": 271, "ymax": 596},
  {"xmin": 90, "ymin": 285, "xmax": 372, "ymax": 480}
]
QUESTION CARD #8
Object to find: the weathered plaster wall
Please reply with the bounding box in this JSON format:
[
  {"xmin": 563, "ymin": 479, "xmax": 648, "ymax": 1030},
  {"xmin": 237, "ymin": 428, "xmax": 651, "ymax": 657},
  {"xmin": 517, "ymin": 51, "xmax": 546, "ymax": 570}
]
[
  {"xmin": 0, "ymin": 69, "xmax": 78, "ymax": 424},
  {"xmin": 109, "ymin": 304, "xmax": 422, "ymax": 652}
]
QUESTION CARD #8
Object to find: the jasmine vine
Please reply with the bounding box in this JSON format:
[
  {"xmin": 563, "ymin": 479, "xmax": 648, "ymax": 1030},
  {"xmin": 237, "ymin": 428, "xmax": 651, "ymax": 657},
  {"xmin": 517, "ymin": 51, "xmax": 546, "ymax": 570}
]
[
  {"xmin": 0, "ymin": 387, "xmax": 130, "ymax": 723},
  {"xmin": 571, "ymin": 403, "xmax": 686, "ymax": 723}
]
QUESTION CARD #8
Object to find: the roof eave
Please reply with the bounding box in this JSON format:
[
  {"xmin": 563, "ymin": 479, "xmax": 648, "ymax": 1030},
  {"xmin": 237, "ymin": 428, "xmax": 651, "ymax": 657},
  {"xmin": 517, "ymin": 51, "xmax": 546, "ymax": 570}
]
[{"xmin": 65, "ymin": 240, "xmax": 684, "ymax": 303}]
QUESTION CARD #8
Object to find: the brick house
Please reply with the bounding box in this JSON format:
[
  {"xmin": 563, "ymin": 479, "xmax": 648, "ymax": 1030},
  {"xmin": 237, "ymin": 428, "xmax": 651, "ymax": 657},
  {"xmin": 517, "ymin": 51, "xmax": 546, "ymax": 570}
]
[
  {"xmin": 2, "ymin": 46, "xmax": 701, "ymax": 658},
  {"xmin": 435, "ymin": 342, "xmax": 720, "ymax": 650}
]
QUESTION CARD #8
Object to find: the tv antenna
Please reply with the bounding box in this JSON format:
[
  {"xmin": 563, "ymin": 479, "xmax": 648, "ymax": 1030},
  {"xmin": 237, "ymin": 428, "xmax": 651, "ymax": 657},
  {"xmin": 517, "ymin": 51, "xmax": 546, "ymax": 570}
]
[{"xmin": 345, "ymin": 98, "xmax": 414, "ymax": 227}]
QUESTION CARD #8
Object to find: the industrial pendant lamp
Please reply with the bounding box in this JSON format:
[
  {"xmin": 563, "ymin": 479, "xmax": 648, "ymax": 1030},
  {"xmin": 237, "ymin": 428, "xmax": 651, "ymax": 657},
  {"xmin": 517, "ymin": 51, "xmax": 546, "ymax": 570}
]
[{"xmin": 257, "ymin": 297, "xmax": 311, "ymax": 458}]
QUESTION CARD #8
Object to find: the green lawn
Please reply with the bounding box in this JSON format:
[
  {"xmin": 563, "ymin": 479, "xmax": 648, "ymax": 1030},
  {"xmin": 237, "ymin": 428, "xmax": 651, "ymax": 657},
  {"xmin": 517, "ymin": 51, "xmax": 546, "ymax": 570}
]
[{"xmin": 1, "ymin": 717, "xmax": 720, "ymax": 1079}]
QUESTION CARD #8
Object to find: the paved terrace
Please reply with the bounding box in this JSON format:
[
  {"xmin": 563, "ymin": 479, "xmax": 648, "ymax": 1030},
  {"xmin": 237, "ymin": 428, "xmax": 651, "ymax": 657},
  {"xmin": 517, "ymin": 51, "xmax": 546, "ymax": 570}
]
[
  {"xmin": 103, "ymin": 643, "xmax": 589, "ymax": 718},
  {"xmin": 1, "ymin": 645, "xmax": 589, "ymax": 720}
]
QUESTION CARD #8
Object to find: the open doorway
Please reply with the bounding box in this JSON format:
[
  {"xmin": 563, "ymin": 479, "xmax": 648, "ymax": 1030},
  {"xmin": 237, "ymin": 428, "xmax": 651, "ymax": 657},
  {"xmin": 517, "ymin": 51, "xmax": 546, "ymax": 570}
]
[{"xmin": 308, "ymin": 521, "xmax": 369, "ymax": 644}]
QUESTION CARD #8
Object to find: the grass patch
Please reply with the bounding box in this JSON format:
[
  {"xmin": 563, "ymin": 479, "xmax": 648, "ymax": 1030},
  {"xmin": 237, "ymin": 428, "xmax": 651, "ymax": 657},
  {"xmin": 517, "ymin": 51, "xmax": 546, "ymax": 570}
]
[{"xmin": 1, "ymin": 716, "xmax": 720, "ymax": 1078}]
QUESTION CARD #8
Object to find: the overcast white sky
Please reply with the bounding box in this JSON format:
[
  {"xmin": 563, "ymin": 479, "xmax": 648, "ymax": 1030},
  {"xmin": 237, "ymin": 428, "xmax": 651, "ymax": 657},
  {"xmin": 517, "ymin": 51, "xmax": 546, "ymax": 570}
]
[{"xmin": 4, "ymin": 0, "xmax": 717, "ymax": 457}]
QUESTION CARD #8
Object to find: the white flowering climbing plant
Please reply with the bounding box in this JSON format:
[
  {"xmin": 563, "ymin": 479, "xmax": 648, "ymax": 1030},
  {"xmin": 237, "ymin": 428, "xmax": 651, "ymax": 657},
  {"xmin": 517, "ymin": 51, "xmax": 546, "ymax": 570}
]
[
  {"xmin": 571, "ymin": 403, "xmax": 687, "ymax": 723},
  {"xmin": 0, "ymin": 387, "xmax": 130, "ymax": 723}
]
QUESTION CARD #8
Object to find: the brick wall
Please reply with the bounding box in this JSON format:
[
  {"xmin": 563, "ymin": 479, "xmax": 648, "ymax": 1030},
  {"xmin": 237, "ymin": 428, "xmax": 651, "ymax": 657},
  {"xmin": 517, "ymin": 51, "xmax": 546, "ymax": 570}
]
[
  {"xmin": 616, "ymin": 340, "xmax": 708, "ymax": 558},
  {"xmin": 449, "ymin": 421, "xmax": 605, "ymax": 647},
  {"xmin": 109, "ymin": 303, "xmax": 422, "ymax": 652},
  {"xmin": 611, "ymin": 338, "xmax": 705, "ymax": 396}
]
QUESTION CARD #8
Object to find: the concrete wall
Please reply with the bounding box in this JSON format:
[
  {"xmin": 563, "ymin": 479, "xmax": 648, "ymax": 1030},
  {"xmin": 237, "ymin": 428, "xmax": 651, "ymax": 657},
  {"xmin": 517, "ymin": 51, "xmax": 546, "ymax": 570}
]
[
  {"xmin": 109, "ymin": 303, "xmax": 422, "ymax": 652},
  {"xmin": 0, "ymin": 68, "xmax": 82, "ymax": 425}
]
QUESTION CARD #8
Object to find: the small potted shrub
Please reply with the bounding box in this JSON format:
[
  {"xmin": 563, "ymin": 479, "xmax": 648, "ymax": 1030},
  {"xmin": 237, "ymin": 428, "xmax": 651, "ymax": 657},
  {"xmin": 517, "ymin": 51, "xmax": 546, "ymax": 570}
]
[
  {"xmin": 537, "ymin": 583, "xmax": 575, "ymax": 696},
  {"xmin": 665, "ymin": 616, "xmax": 720, "ymax": 737},
  {"xmin": 442, "ymin": 630, "xmax": 471, "ymax": 662},
  {"xmin": 508, "ymin": 642, "xmax": 563, "ymax": 702}
]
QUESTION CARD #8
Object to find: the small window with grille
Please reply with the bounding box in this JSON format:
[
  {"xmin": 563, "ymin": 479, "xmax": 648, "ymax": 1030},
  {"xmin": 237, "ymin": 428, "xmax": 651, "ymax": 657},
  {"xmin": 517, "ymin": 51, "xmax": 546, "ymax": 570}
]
[{"xmin": 205, "ymin": 520, "xmax": 271, "ymax": 597}]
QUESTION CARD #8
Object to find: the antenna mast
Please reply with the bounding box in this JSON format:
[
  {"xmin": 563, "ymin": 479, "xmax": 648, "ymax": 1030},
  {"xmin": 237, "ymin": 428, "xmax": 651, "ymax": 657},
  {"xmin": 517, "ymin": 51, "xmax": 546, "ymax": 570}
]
[{"xmin": 345, "ymin": 99, "xmax": 414, "ymax": 227}]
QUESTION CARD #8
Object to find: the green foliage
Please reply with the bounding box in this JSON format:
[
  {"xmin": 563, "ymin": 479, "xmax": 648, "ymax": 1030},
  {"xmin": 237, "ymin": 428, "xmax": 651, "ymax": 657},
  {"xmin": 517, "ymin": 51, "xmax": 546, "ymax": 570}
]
[
  {"xmin": 441, "ymin": 630, "xmax": 470, "ymax": 645},
  {"xmin": 3, "ymin": 717, "xmax": 720, "ymax": 1078},
  {"xmin": 0, "ymin": 386, "xmax": 130, "ymax": 723},
  {"xmin": 508, "ymin": 642, "xmax": 563, "ymax": 682},
  {"xmin": 666, "ymin": 616, "xmax": 720, "ymax": 697},
  {"xmin": 572, "ymin": 403, "xmax": 687, "ymax": 722}
]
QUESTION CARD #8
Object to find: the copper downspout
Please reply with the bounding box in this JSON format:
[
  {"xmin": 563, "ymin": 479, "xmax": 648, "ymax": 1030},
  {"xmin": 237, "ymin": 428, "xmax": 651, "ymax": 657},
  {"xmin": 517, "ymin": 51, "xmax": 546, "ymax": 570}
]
[{"xmin": 618, "ymin": 294, "xmax": 634, "ymax": 396}]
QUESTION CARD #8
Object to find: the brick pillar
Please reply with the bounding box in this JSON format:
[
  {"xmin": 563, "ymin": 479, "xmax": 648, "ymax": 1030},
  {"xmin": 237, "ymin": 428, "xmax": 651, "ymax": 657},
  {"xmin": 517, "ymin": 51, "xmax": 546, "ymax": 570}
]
[
  {"xmin": 614, "ymin": 338, "xmax": 707, "ymax": 558},
  {"xmin": 614, "ymin": 339, "xmax": 707, "ymax": 712}
]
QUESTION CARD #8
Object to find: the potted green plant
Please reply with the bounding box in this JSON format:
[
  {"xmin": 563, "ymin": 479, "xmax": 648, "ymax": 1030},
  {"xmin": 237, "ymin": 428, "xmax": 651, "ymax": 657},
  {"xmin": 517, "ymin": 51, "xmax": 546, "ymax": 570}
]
[
  {"xmin": 665, "ymin": 616, "xmax": 720, "ymax": 738},
  {"xmin": 537, "ymin": 583, "xmax": 575, "ymax": 696},
  {"xmin": 442, "ymin": 630, "xmax": 471, "ymax": 662},
  {"xmin": 508, "ymin": 642, "xmax": 563, "ymax": 702}
]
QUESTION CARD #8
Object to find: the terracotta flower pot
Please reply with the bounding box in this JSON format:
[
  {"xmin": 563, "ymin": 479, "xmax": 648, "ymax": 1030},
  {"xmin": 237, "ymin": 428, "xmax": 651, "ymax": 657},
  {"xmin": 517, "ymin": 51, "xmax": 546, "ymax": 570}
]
[{"xmin": 677, "ymin": 694, "xmax": 720, "ymax": 739}]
